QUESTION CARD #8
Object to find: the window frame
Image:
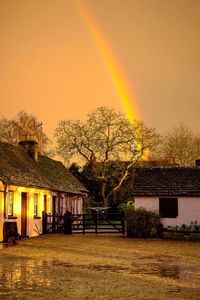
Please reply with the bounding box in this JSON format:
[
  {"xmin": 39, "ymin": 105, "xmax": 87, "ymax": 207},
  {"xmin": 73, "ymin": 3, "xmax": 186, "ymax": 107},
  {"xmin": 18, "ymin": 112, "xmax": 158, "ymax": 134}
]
[
  {"xmin": 159, "ymin": 197, "xmax": 178, "ymax": 218},
  {"xmin": 8, "ymin": 191, "xmax": 14, "ymax": 217}
]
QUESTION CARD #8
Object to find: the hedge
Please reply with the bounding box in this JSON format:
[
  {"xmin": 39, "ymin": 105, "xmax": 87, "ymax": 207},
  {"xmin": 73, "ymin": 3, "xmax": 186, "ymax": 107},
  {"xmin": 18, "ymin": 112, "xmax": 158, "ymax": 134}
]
[{"xmin": 126, "ymin": 207, "xmax": 161, "ymax": 238}]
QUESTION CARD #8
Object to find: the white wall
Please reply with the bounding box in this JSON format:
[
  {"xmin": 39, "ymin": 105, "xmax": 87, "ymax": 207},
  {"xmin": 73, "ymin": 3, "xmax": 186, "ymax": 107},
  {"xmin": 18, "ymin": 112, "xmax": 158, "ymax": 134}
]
[
  {"xmin": 1, "ymin": 184, "xmax": 84, "ymax": 242},
  {"xmin": 134, "ymin": 197, "xmax": 200, "ymax": 227},
  {"xmin": 27, "ymin": 189, "xmax": 52, "ymax": 237},
  {"xmin": 1, "ymin": 185, "xmax": 52, "ymax": 242}
]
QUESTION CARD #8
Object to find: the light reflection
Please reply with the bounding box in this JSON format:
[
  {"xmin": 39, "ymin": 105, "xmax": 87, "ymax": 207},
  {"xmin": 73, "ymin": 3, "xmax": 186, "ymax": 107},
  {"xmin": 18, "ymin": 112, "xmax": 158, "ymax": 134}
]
[
  {"xmin": 0, "ymin": 259, "xmax": 52, "ymax": 292},
  {"xmin": 0, "ymin": 256, "xmax": 199, "ymax": 299}
]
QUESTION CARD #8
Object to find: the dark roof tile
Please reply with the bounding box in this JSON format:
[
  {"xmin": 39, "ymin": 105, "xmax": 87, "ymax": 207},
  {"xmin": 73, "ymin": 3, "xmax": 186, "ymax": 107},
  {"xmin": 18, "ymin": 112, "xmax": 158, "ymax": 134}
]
[
  {"xmin": 132, "ymin": 167, "xmax": 200, "ymax": 196},
  {"xmin": 0, "ymin": 142, "xmax": 87, "ymax": 194}
]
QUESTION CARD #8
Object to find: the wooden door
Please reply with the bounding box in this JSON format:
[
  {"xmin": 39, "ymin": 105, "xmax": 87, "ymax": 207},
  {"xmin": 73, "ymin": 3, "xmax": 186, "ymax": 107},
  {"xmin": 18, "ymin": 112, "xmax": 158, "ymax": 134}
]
[
  {"xmin": 44, "ymin": 195, "xmax": 47, "ymax": 214},
  {"xmin": 21, "ymin": 192, "xmax": 27, "ymax": 237}
]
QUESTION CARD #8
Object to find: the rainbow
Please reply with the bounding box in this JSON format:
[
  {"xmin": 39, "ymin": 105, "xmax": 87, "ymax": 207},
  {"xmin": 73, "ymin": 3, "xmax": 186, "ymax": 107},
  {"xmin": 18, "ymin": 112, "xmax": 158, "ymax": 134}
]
[{"xmin": 73, "ymin": 0, "xmax": 140, "ymax": 123}]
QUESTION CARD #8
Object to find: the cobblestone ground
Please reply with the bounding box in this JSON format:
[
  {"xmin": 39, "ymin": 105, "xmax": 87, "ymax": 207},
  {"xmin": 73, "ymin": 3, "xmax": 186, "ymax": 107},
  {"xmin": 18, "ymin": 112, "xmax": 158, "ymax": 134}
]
[{"xmin": 0, "ymin": 234, "xmax": 200, "ymax": 299}]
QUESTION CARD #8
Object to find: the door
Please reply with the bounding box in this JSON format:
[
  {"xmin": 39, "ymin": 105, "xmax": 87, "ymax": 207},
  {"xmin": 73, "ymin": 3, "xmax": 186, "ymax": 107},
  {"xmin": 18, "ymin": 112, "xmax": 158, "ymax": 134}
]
[
  {"xmin": 44, "ymin": 195, "xmax": 47, "ymax": 214},
  {"xmin": 21, "ymin": 192, "xmax": 27, "ymax": 237}
]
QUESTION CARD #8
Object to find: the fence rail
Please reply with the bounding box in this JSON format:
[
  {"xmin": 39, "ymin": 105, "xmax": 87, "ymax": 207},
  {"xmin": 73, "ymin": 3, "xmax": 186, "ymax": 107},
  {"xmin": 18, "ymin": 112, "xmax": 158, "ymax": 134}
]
[{"xmin": 42, "ymin": 212, "xmax": 125, "ymax": 235}]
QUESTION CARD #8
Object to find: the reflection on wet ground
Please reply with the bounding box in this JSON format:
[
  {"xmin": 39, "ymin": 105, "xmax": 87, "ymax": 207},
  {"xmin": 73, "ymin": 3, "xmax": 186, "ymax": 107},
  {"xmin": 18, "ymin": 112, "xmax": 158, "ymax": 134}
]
[
  {"xmin": 51, "ymin": 259, "xmax": 200, "ymax": 282},
  {"xmin": 0, "ymin": 246, "xmax": 200, "ymax": 299},
  {"xmin": 131, "ymin": 262, "xmax": 200, "ymax": 281}
]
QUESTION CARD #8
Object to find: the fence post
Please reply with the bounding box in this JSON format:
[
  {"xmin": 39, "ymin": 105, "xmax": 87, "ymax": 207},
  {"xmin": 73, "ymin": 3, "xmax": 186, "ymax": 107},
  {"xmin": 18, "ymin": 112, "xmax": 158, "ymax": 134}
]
[
  {"xmin": 95, "ymin": 211, "xmax": 98, "ymax": 234},
  {"xmin": 64, "ymin": 211, "xmax": 72, "ymax": 234},
  {"xmin": 42, "ymin": 211, "xmax": 47, "ymax": 234},
  {"xmin": 121, "ymin": 211, "xmax": 125, "ymax": 235}
]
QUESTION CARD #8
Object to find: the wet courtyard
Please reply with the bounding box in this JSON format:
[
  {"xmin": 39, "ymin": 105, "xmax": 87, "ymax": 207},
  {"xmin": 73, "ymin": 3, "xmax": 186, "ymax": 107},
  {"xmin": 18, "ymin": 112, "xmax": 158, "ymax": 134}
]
[{"xmin": 0, "ymin": 235, "xmax": 200, "ymax": 299}]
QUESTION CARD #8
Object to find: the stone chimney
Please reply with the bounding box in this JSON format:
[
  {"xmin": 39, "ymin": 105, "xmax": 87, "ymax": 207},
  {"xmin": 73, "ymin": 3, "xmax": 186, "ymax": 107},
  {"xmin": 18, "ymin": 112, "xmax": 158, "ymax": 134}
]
[
  {"xmin": 195, "ymin": 160, "xmax": 200, "ymax": 167},
  {"xmin": 18, "ymin": 135, "xmax": 39, "ymax": 162}
]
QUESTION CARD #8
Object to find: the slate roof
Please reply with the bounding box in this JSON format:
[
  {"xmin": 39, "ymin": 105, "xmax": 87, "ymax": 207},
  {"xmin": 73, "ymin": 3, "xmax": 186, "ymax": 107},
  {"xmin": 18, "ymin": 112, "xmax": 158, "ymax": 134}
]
[
  {"xmin": 0, "ymin": 142, "xmax": 87, "ymax": 194},
  {"xmin": 132, "ymin": 167, "xmax": 200, "ymax": 197}
]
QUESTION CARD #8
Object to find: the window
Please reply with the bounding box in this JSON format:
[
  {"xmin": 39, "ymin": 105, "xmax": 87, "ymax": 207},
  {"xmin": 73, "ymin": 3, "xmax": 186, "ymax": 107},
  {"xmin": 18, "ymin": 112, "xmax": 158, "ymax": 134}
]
[
  {"xmin": 8, "ymin": 191, "xmax": 14, "ymax": 216},
  {"xmin": 159, "ymin": 198, "xmax": 178, "ymax": 218},
  {"xmin": 34, "ymin": 194, "xmax": 38, "ymax": 217}
]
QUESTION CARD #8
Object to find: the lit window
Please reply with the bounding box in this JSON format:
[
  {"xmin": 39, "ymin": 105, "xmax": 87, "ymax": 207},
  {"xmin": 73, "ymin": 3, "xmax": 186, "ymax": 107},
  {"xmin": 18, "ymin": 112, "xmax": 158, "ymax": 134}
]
[
  {"xmin": 8, "ymin": 191, "xmax": 14, "ymax": 216},
  {"xmin": 34, "ymin": 194, "xmax": 38, "ymax": 217},
  {"xmin": 159, "ymin": 198, "xmax": 178, "ymax": 218}
]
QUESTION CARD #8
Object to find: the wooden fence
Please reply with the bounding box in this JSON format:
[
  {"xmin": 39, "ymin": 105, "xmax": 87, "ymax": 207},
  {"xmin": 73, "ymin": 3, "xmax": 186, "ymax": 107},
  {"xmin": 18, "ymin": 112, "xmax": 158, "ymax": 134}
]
[{"xmin": 42, "ymin": 211, "xmax": 125, "ymax": 235}]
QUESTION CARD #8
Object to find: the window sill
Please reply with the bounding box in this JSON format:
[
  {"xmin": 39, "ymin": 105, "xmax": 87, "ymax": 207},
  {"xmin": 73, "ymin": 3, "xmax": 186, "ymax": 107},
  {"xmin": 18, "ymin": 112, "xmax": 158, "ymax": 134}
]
[
  {"xmin": 34, "ymin": 216, "xmax": 41, "ymax": 219},
  {"xmin": 8, "ymin": 216, "xmax": 18, "ymax": 219}
]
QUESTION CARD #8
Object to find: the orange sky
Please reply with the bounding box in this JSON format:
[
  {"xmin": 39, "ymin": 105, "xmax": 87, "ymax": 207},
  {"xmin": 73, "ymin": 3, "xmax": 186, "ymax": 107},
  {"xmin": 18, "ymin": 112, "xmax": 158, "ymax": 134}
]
[{"xmin": 0, "ymin": 0, "xmax": 200, "ymax": 140}]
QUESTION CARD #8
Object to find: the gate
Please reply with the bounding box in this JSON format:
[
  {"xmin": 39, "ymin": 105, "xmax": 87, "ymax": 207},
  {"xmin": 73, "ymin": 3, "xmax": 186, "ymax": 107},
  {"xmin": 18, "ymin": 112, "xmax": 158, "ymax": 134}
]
[
  {"xmin": 43, "ymin": 212, "xmax": 125, "ymax": 235},
  {"xmin": 43, "ymin": 213, "xmax": 64, "ymax": 233}
]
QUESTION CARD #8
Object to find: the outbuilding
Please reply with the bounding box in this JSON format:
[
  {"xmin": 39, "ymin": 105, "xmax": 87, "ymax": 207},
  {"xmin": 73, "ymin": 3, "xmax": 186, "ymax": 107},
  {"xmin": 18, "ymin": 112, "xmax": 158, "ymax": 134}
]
[{"xmin": 133, "ymin": 166, "xmax": 200, "ymax": 228}]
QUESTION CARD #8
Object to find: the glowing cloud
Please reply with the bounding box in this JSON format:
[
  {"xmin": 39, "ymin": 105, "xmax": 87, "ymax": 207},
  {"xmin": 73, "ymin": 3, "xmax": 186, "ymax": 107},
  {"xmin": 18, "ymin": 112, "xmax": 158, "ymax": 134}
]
[{"xmin": 73, "ymin": 0, "xmax": 140, "ymax": 123}]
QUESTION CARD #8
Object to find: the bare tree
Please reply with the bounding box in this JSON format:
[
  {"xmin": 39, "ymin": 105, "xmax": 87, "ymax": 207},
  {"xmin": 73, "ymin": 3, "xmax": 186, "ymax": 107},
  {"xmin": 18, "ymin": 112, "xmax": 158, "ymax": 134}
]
[
  {"xmin": 0, "ymin": 117, "xmax": 18, "ymax": 144},
  {"xmin": 0, "ymin": 111, "xmax": 50, "ymax": 154},
  {"xmin": 55, "ymin": 106, "xmax": 159, "ymax": 206},
  {"xmin": 161, "ymin": 123, "xmax": 200, "ymax": 166}
]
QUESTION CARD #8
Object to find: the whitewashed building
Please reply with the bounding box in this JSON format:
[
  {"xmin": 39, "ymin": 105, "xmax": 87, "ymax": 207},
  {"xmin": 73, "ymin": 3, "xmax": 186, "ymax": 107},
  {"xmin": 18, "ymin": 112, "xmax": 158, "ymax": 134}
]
[
  {"xmin": 0, "ymin": 140, "xmax": 87, "ymax": 242},
  {"xmin": 133, "ymin": 165, "xmax": 200, "ymax": 227}
]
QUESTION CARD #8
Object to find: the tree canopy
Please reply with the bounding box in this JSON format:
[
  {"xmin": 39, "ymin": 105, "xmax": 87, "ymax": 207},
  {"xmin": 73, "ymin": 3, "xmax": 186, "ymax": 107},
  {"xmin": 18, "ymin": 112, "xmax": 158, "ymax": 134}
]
[
  {"xmin": 55, "ymin": 106, "xmax": 159, "ymax": 206},
  {"xmin": 161, "ymin": 123, "xmax": 200, "ymax": 166},
  {"xmin": 0, "ymin": 111, "xmax": 50, "ymax": 154}
]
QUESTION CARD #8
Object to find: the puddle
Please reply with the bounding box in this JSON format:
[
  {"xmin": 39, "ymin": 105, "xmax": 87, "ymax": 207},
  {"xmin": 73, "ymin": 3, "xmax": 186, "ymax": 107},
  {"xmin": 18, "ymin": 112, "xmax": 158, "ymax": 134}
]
[
  {"xmin": 130, "ymin": 262, "xmax": 200, "ymax": 281},
  {"xmin": 51, "ymin": 259, "xmax": 200, "ymax": 282},
  {"xmin": 0, "ymin": 259, "xmax": 54, "ymax": 299},
  {"xmin": 0, "ymin": 257, "xmax": 199, "ymax": 298},
  {"xmin": 99, "ymin": 262, "xmax": 200, "ymax": 282},
  {"xmin": 0, "ymin": 260, "xmax": 51, "ymax": 288}
]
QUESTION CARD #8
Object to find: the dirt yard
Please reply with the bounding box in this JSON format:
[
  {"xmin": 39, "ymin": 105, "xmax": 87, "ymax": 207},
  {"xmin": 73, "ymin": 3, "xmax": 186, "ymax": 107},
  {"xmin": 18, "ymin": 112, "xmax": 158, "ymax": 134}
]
[{"xmin": 0, "ymin": 234, "xmax": 200, "ymax": 299}]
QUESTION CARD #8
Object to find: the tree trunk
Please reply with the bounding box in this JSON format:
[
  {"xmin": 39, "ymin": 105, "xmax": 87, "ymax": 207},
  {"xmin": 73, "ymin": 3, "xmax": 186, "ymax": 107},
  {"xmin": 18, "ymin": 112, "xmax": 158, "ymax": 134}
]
[{"xmin": 101, "ymin": 180, "xmax": 107, "ymax": 207}]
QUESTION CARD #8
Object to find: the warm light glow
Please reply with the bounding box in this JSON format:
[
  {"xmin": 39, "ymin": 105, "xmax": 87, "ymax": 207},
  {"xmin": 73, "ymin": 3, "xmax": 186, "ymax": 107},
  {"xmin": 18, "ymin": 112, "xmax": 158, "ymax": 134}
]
[
  {"xmin": 73, "ymin": 0, "xmax": 141, "ymax": 123},
  {"xmin": 14, "ymin": 194, "xmax": 21, "ymax": 217},
  {"xmin": 0, "ymin": 185, "xmax": 52, "ymax": 240}
]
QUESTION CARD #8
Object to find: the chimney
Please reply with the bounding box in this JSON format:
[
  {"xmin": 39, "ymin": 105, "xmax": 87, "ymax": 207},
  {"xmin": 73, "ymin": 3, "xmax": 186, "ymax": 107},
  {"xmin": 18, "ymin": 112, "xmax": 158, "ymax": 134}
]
[
  {"xmin": 195, "ymin": 160, "xmax": 200, "ymax": 167},
  {"xmin": 18, "ymin": 134, "xmax": 39, "ymax": 162}
]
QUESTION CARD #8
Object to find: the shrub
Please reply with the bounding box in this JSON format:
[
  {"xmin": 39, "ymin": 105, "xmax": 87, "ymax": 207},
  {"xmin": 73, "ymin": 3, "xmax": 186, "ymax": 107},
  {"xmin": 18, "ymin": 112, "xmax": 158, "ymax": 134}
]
[
  {"xmin": 117, "ymin": 201, "xmax": 134, "ymax": 213},
  {"xmin": 126, "ymin": 207, "xmax": 161, "ymax": 238}
]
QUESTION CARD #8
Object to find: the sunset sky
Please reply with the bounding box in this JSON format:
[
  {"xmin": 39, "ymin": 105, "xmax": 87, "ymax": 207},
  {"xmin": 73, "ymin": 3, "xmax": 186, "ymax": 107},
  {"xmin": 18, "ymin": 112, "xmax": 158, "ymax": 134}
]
[{"xmin": 1, "ymin": 0, "xmax": 200, "ymax": 140}]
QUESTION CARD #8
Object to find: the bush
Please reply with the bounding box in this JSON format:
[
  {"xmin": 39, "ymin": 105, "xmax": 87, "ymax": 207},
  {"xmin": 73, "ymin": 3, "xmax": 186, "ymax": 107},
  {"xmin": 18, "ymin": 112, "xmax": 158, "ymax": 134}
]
[
  {"xmin": 117, "ymin": 201, "xmax": 134, "ymax": 213},
  {"xmin": 126, "ymin": 207, "xmax": 161, "ymax": 238}
]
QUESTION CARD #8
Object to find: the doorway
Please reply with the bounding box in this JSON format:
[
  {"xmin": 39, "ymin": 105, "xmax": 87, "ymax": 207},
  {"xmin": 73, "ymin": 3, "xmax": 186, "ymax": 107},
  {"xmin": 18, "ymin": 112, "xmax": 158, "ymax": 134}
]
[
  {"xmin": 44, "ymin": 195, "xmax": 47, "ymax": 214},
  {"xmin": 21, "ymin": 192, "xmax": 27, "ymax": 237}
]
